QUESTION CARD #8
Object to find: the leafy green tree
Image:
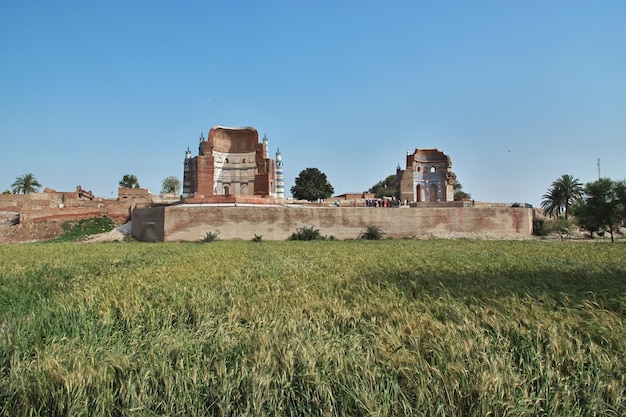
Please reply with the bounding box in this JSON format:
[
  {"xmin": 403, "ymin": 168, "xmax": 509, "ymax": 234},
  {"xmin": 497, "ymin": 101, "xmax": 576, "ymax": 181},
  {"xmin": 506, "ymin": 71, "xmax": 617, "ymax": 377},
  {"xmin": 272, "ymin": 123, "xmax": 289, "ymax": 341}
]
[
  {"xmin": 540, "ymin": 174, "xmax": 583, "ymax": 219},
  {"xmin": 291, "ymin": 168, "xmax": 334, "ymax": 201},
  {"xmin": 453, "ymin": 182, "xmax": 471, "ymax": 201},
  {"xmin": 161, "ymin": 176, "xmax": 182, "ymax": 195},
  {"xmin": 368, "ymin": 174, "xmax": 396, "ymax": 198},
  {"xmin": 11, "ymin": 173, "xmax": 42, "ymax": 194},
  {"xmin": 573, "ymin": 178, "xmax": 622, "ymax": 242},
  {"xmin": 2, "ymin": 189, "xmax": 11, "ymax": 194},
  {"xmin": 615, "ymin": 180, "xmax": 626, "ymax": 222},
  {"xmin": 119, "ymin": 174, "xmax": 140, "ymax": 189}
]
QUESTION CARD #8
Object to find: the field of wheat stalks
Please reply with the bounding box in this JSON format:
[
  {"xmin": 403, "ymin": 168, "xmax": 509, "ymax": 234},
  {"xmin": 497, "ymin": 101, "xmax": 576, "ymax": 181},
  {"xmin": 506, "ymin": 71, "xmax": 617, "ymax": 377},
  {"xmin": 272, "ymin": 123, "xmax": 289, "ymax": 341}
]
[{"xmin": 1, "ymin": 240, "xmax": 625, "ymax": 416}]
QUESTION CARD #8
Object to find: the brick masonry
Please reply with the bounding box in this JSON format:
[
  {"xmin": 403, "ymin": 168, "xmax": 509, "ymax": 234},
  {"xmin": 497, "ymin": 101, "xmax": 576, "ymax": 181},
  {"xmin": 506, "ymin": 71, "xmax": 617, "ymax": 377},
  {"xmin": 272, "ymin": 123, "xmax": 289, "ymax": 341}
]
[
  {"xmin": 0, "ymin": 188, "xmax": 161, "ymax": 225},
  {"xmin": 131, "ymin": 205, "xmax": 534, "ymax": 241}
]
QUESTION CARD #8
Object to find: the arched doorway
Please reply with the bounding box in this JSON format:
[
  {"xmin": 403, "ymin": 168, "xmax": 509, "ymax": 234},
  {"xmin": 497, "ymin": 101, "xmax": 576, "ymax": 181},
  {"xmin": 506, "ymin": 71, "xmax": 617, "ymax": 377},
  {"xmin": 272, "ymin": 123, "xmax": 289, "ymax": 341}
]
[
  {"xmin": 429, "ymin": 183, "xmax": 438, "ymax": 202},
  {"xmin": 415, "ymin": 184, "xmax": 422, "ymax": 202},
  {"xmin": 223, "ymin": 185, "xmax": 230, "ymax": 195}
]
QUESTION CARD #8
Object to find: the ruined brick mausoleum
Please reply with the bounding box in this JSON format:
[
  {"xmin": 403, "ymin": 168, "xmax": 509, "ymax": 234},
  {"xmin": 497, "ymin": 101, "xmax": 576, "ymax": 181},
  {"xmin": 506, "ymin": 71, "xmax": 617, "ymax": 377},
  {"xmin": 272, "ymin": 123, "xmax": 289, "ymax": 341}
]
[
  {"xmin": 397, "ymin": 148, "xmax": 457, "ymax": 203},
  {"xmin": 183, "ymin": 126, "xmax": 284, "ymax": 201}
]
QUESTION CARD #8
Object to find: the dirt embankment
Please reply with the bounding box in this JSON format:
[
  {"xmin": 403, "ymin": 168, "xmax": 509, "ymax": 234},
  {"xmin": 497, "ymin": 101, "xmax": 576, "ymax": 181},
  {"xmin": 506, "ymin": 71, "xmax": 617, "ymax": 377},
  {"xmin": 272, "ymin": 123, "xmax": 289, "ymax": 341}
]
[
  {"xmin": 0, "ymin": 217, "xmax": 65, "ymax": 243},
  {"xmin": 0, "ymin": 212, "xmax": 131, "ymax": 243}
]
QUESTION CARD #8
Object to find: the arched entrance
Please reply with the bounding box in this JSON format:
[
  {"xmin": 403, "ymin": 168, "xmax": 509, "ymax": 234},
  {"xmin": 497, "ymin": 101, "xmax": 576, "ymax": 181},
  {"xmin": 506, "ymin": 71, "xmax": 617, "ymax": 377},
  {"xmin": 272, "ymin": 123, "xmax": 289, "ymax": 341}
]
[{"xmin": 429, "ymin": 184, "xmax": 438, "ymax": 202}]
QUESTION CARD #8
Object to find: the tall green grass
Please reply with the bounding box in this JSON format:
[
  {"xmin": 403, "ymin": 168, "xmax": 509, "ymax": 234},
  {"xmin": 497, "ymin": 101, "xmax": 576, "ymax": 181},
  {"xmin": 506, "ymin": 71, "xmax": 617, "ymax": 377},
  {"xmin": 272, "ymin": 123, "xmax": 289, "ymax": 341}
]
[{"xmin": 1, "ymin": 240, "xmax": 625, "ymax": 416}]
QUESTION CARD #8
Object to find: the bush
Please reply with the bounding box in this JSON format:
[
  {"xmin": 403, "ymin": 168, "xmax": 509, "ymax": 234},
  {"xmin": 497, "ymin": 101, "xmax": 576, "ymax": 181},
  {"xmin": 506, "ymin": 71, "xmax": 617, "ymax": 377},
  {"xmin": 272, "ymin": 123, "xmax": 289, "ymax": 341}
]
[
  {"xmin": 288, "ymin": 226, "xmax": 325, "ymax": 241},
  {"xmin": 533, "ymin": 218, "xmax": 548, "ymax": 236},
  {"xmin": 554, "ymin": 218, "xmax": 575, "ymax": 235},
  {"xmin": 53, "ymin": 216, "xmax": 114, "ymax": 242},
  {"xmin": 251, "ymin": 234, "xmax": 263, "ymax": 242},
  {"xmin": 360, "ymin": 225, "xmax": 384, "ymax": 240},
  {"xmin": 200, "ymin": 231, "xmax": 220, "ymax": 242},
  {"xmin": 533, "ymin": 217, "xmax": 576, "ymax": 237}
]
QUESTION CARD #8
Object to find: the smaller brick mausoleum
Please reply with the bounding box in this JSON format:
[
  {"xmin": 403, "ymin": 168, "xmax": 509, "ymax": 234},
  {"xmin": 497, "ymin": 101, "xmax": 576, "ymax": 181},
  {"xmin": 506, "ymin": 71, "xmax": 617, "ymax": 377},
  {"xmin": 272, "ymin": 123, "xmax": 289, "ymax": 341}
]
[{"xmin": 397, "ymin": 148, "xmax": 457, "ymax": 203}]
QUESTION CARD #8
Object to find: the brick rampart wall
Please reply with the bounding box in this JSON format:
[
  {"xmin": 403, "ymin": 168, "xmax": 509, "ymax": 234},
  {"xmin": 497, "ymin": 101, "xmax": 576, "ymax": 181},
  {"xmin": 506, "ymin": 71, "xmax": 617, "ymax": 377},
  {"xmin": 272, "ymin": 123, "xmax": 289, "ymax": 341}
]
[{"xmin": 131, "ymin": 205, "xmax": 534, "ymax": 242}]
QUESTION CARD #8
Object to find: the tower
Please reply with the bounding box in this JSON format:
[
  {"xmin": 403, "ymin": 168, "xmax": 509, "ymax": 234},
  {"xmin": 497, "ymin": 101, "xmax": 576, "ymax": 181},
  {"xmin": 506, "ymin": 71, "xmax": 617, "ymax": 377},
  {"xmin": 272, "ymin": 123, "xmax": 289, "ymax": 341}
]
[
  {"xmin": 262, "ymin": 134, "xmax": 269, "ymax": 158},
  {"xmin": 182, "ymin": 146, "xmax": 194, "ymax": 198},
  {"xmin": 275, "ymin": 148, "xmax": 284, "ymax": 199}
]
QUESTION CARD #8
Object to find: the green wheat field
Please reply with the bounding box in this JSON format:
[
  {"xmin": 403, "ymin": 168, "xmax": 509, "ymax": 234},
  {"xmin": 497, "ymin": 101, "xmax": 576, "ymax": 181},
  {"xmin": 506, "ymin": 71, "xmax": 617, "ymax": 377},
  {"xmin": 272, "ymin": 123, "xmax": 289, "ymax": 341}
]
[{"xmin": 1, "ymin": 240, "xmax": 625, "ymax": 416}]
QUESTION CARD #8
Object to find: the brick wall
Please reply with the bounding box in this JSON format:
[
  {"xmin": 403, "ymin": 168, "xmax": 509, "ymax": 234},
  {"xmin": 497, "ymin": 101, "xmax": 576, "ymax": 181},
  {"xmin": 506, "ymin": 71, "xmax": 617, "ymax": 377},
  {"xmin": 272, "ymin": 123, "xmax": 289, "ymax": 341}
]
[
  {"xmin": 132, "ymin": 205, "xmax": 534, "ymax": 242},
  {"xmin": 0, "ymin": 191, "xmax": 152, "ymax": 225},
  {"xmin": 195, "ymin": 156, "xmax": 215, "ymax": 196}
]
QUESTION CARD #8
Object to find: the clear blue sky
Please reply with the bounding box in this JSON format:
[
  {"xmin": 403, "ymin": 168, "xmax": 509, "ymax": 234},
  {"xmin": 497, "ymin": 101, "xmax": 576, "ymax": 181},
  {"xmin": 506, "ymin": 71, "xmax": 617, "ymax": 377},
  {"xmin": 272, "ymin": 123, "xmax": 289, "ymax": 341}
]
[{"xmin": 1, "ymin": 1, "xmax": 624, "ymax": 206}]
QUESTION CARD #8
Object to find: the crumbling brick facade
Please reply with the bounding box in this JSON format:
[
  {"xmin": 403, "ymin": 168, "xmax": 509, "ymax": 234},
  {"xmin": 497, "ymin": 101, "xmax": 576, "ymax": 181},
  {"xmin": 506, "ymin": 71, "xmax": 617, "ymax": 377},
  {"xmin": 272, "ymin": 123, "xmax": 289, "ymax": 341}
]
[
  {"xmin": 183, "ymin": 126, "xmax": 278, "ymax": 199},
  {"xmin": 397, "ymin": 149, "xmax": 457, "ymax": 203}
]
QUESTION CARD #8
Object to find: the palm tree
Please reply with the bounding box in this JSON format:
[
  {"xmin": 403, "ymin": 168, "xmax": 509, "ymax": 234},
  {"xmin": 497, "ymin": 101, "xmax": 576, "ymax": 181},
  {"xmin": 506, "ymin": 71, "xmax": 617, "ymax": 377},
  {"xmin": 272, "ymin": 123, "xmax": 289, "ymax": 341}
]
[
  {"xmin": 540, "ymin": 174, "xmax": 582, "ymax": 219},
  {"xmin": 119, "ymin": 174, "xmax": 140, "ymax": 189},
  {"xmin": 541, "ymin": 187, "xmax": 562, "ymax": 218},
  {"xmin": 11, "ymin": 173, "xmax": 42, "ymax": 194}
]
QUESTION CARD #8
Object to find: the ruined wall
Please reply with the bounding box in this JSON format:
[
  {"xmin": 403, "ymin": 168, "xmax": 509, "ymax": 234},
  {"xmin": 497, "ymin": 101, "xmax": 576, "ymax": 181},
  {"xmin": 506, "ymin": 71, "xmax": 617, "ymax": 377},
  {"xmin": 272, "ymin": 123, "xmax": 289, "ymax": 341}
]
[
  {"xmin": 209, "ymin": 126, "xmax": 258, "ymax": 153},
  {"xmin": 194, "ymin": 156, "xmax": 215, "ymax": 196},
  {"xmin": 132, "ymin": 205, "xmax": 533, "ymax": 241},
  {"xmin": 0, "ymin": 191, "xmax": 151, "ymax": 225}
]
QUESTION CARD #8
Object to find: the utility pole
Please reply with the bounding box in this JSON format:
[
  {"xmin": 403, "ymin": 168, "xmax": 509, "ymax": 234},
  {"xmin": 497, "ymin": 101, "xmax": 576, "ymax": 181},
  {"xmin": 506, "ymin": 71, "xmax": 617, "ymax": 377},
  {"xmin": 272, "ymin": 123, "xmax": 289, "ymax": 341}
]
[{"xmin": 597, "ymin": 158, "xmax": 601, "ymax": 180}]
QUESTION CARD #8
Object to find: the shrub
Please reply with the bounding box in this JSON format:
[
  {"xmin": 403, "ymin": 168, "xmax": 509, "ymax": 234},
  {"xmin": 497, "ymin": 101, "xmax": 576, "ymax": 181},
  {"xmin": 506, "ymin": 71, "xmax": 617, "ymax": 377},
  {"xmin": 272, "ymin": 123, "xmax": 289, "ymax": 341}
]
[
  {"xmin": 200, "ymin": 231, "xmax": 220, "ymax": 242},
  {"xmin": 288, "ymin": 226, "xmax": 325, "ymax": 241},
  {"xmin": 533, "ymin": 217, "xmax": 576, "ymax": 237},
  {"xmin": 554, "ymin": 218, "xmax": 575, "ymax": 235},
  {"xmin": 360, "ymin": 225, "xmax": 384, "ymax": 240},
  {"xmin": 251, "ymin": 234, "xmax": 263, "ymax": 242},
  {"xmin": 533, "ymin": 218, "xmax": 548, "ymax": 236},
  {"xmin": 53, "ymin": 216, "xmax": 114, "ymax": 241}
]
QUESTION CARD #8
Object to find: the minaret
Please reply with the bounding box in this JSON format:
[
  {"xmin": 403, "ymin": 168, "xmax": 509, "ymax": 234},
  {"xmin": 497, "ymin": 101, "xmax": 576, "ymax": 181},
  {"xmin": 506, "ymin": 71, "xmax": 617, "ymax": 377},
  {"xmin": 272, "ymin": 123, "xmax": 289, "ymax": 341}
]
[
  {"xmin": 395, "ymin": 163, "xmax": 402, "ymax": 202},
  {"xmin": 263, "ymin": 134, "xmax": 269, "ymax": 158},
  {"xmin": 275, "ymin": 148, "xmax": 284, "ymax": 199},
  {"xmin": 198, "ymin": 132, "xmax": 206, "ymax": 155},
  {"xmin": 183, "ymin": 146, "xmax": 193, "ymax": 198}
]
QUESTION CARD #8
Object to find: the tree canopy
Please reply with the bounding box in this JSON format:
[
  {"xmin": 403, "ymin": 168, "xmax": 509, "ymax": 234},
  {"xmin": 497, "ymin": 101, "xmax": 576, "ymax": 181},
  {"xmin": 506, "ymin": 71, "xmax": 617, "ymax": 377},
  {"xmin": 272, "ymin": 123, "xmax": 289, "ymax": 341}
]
[
  {"xmin": 161, "ymin": 176, "xmax": 182, "ymax": 195},
  {"xmin": 119, "ymin": 174, "xmax": 140, "ymax": 189},
  {"xmin": 573, "ymin": 178, "xmax": 625, "ymax": 242},
  {"xmin": 368, "ymin": 175, "xmax": 396, "ymax": 198},
  {"xmin": 453, "ymin": 182, "xmax": 471, "ymax": 201},
  {"xmin": 11, "ymin": 173, "xmax": 42, "ymax": 194},
  {"xmin": 291, "ymin": 168, "xmax": 334, "ymax": 201},
  {"xmin": 541, "ymin": 174, "xmax": 583, "ymax": 219}
]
